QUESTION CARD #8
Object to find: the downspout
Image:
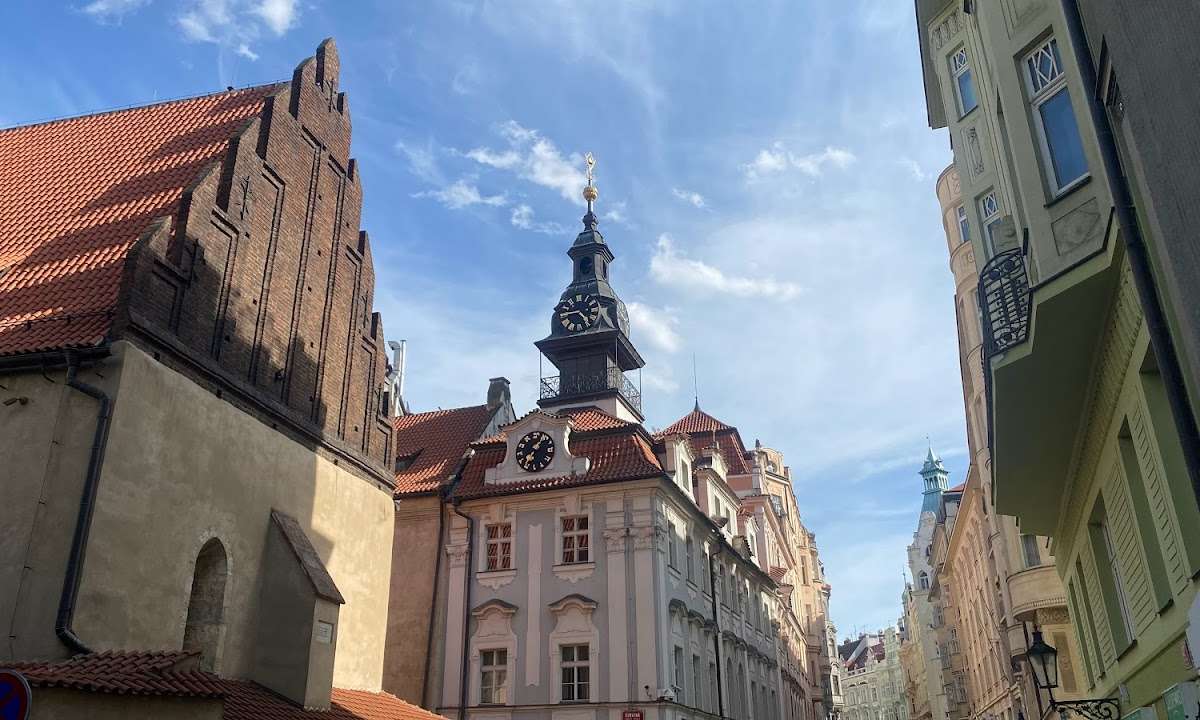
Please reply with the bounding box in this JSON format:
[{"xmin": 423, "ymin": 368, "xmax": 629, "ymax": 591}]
[
  {"xmin": 421, "ymin": 449, "xmax": 474, "ymax": 709},
  {"xmin": 56, "ymin": 350, "xmax": 113, "ymax": 655},
  {"xmin": 1060, "ymin": 0, "xmax": 1200, "ymax": 511},
  {"xmin": 451, "ymin": 498, "xmax": 475, "ymax": 720},
  {"xmin": 709, "ymin": 541, "xmax": 726, "ymax": 719}
]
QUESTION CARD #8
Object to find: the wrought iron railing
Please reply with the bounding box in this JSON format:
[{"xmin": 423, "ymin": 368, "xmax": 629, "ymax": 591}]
[
  {"xmin": 977, "ymin": 248, "xmax": 1031, "ymax": 356},
  {"xmin": 539, "ymin": 367, "xmax": 642, "ymax": 413}
]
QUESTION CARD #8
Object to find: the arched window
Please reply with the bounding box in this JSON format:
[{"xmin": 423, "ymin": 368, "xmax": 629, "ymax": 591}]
[
  {"xmin": 182, "ymin": 538, "xmax": 228, "ymax": 671},
  {"xmin": 918, "ymin": 571, "xmax": 929, "ymax": 590}
]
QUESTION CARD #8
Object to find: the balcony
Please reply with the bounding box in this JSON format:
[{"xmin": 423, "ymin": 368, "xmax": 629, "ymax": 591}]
[
  {"xmin": 540, "ymin": 367, "xmax": 642, "ymax": 414},
  {"xmin": 977, "ymin": 249, "xmax": 1031, "ymax": 357},
  {"xmin": 1006, "ymin": 564, "xmax": 1066, "ymax": 622}
]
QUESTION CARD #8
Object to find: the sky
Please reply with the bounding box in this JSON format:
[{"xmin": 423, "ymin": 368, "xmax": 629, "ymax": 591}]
[{"xmin": 4, "ymin": 0, "xmax": 964, "ymax": 637}]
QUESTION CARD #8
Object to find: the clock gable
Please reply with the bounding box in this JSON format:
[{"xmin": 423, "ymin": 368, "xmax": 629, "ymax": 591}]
[{"xmin": 484, "ymin": 410, "xmax": 591, "ymax": 485}]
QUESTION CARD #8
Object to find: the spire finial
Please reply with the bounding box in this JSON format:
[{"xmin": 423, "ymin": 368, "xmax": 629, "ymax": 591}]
[
  {"xmin": 582, "ymin": 152, "xmax": 599, "ymax": 230},
  {"xmin": 692, "ymin": 352, "xmax": 700, "ymax": 410}
]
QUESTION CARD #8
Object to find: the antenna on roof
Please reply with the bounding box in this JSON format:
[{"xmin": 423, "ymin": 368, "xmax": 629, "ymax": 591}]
[{"xmin": 692, "ymin": 352, "xmax": 699, "ymax": 411}]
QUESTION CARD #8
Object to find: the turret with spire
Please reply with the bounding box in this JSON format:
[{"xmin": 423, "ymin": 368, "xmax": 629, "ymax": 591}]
[
  {"xmin": 919, "ymin": 442, "xmax": 949, "ymax": 514},
  {"xmin": 535, "ymin": 153, "xmax": 645, "ymax": 421}
]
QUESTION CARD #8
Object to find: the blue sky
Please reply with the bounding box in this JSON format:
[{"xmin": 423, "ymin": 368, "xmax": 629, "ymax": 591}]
[{"xmin": 5, "ymin": 0, "xmax": 964, "ymax": 637}]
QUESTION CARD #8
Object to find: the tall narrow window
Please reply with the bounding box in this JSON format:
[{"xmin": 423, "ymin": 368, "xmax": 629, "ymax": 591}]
[
  {"xmin": 183, "ymin": 538, "xmax": 228, "ymax": 672},
  {"xmin": 950, "ymin": 47, "xmax": 979, "ymax": 115},
  {"xmin": 667, "ymin": 521, "xmax": 678, "ymax": 568},
  {"xmin": 686, "ymin": 536, "xmax": 696, "ymax": 581},
  {"xmin": 1024, "ymin": 38, "xmax": 1088, "ymax": 193},
  {"xmin": 561, "ymin": 515, "xmax": 590, "ymax": 564},
  {"xmin": 480, "ymin": 649, "xmax": 508, "ymax": 704},
  {"xmin": 918, "ymin": 571, "xmax": 930, "ymax": 590},
  {"xmin": 956, "ymin": 205, "xmax": 970, "ymax": 244},
  {"xmin": 979, "ymin": 191, "xmax": 1002, "ymax": 256},
  {"xmin": 692, "ymin": 654, "xmax": 702, "ymax": 709},
  {"xmin": 561, "ymin": 644, "xmax": 590, "ymax": 702},
  {"xmin": 674, "ymin": 646, "xmax": 685, "ymax": 696},
  {"xmin": 485, "ymin": 523, "xmax": 513, "ymax": 571},
  {"xmin": 1021, "ymin": 534, "xmax": 1041, "ymax": 568},
  {"xmin": 1088, "ymin": 500, "xmax": 1136, "ymax": 649}
]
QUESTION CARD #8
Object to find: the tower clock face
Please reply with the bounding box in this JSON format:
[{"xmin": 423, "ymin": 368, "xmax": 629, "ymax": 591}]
[
  {"xmin": 555, "ymin": 293, "xmax": 601, "ymax": 332},
  {"xmin": 515, "ymin": 431, "xmax": 555, "ymax": 472}
]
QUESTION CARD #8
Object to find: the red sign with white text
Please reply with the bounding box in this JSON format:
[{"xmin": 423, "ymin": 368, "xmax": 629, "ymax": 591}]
[{"xmin": 623, "ymin": 710, "xmax": 644, "ymax": 720}]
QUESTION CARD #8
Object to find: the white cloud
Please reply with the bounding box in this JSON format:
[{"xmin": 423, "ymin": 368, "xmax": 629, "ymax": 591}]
[
  {"xmin": 415, "ymin": 179, "xmax": 506, "ymax": 210},
  {"xmin": 394, "ymin": 139, "xmax": 445, "ymax": 186},
  {"xmin": 898, "ymin": 157, "xmax": 927, "ymax": 181},
  {"xmin": 81, "ymin": 0, "xmax": 150, "ymax": 22},
  {"xmin": 626, "ymin": 302, "xmax": 681, "ymax": 353},
  {"xmin": 253, "ymin": 0, "xmax": 297, "ymax": 35},
  {"xmin": 510, "ymin": 204, "xmax": 568, "ymax": 235},
  {"xmin": 672, "ymin": 188, "xmax": 706, "ymax": 209},
  {"xmin": 602, "ymin": 201, "xmax": 630, "ymax": 226},
  {"xmin": 235, "ymin": 43, "xmax": 259, "ymax": 61},
  {"xmin": 741, "ymin": 142, "xmax": 857, "ymax": 180},
  {"xmin": 650, "ymin": 234, "xmax": 802, "ymax": 300},
  {"xmin": 464, "ymin": 121, "xmax": 587, "ymax": 205},
  {"xmin": 452, "ymin": 59, "xmax": 483, "ymax": 95}
]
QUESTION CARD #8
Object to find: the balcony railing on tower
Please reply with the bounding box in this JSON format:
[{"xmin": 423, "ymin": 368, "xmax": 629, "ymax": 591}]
[
  {"xmin": 540, "ymin": 366, "xmax": 642, "ymax": 413},
  {"xmin": 977, "ymin": 248, "xmax": 1031, "ymax": 357}
]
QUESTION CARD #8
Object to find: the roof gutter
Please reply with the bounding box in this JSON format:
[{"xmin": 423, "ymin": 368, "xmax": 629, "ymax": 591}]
[
  {"xmin": 1060, "ymin": 0, "xmax": 1200, "ymax": 513},
  {"xmin": 56, "ymin": 349, "xmax": 114, "ymax": 655}
]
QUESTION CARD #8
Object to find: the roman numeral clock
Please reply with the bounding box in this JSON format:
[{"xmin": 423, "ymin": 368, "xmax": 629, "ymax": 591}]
[{"xmin": 555, "ymin": 294, "xmax": 601, "ymax": 332}]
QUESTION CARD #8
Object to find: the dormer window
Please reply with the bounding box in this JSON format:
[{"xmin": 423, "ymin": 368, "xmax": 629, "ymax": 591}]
[{"xmin": 395, "ymin": 451, "xmax": 420, "ymax": 473}]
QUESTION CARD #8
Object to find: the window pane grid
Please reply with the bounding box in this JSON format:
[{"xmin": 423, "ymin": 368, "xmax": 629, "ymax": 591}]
[
  {"xmin": 481, "ymin": 649, "xmax": 507, "ymax": 705},
  {"xmin": 486, "ymin": 523, "xmax": 513, "ymax": 571},
  {"xmin": 561, "ymin": 515, "xmax": 589, "ymax": 564},
  {"xmin": 561, "ymin": 644, "xmax": 590, "ymax": 702}
]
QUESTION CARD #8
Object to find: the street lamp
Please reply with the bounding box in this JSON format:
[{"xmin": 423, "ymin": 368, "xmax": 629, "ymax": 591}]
[{"xmin": 1025, "ymin": 629, "xmax": 1119, "ymax": 720}]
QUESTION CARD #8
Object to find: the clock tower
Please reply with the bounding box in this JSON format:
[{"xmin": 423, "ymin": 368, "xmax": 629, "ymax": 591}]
[{"xmin": 535, "ymin": 153, "xmax": 645, "ymax": 421}]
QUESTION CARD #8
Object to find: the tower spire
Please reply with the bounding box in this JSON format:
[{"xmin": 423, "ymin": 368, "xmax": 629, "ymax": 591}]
[{"xmin": 582, "ymin": 152, "xmax": 599, "ymax": 231}]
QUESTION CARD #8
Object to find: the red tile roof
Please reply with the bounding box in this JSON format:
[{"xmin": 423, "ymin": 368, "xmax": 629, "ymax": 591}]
[
  {"xmin": 768, "ymin": 566, "xmax": 788, "ymax": 583},
  {"xmin": 456, "ymin": 429, "xmax": 664, "ymax": 500},
  {"xmin": 0, "ymin": 84, "xmax": 281, "ymax": 356},
  {"xmin": 222, "ymin": 679, "xmax": 448, "ymax": 720},
  {"xmin": 657, "ymin": 406, "xmax": 752, "ymax": 475},
  {"xmin": 393, "ymin": 405, "xmax": 495, "ymax": 496},
  {"xmin": 5, "ymin": 650, "xmax": 223, "ymax": 698},
  {"xmin": 658, "ymin": 406, "xmax": 733, "ymax": 435}
]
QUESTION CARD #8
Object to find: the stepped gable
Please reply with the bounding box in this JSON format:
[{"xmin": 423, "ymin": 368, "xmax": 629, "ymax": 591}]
[
  {"xmin": 455, "ymin": 406, "xmax": 662, "ymax": 499},
  {"xmin": 0, "ymin": 38, "xmax": 394, "ymax": 482},
  {"xmin": 392, "ymin": 404, "xmax": 495, "ymax": 495},
  {"xmin": 656, "ymin": 405, "xmax": 752, "ymax": 475}
]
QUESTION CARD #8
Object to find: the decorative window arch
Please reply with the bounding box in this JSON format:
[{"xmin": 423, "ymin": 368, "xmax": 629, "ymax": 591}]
[
  {"xmin": 548, "ymin": 594, "xmax": 600, "ymax": 703},
  {"xmin": 469, "ymin": 600, "xmax": 518, "ymax": 706},
  {"xmin": 918, "ymin": 571, "xmax": 930, "ymax": 590},
  {"xmin": 182, "ymin": 537, "xmax": 229, "ymax": 672}
]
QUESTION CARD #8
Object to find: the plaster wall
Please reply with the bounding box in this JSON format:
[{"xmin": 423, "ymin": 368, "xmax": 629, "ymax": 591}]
[
  {"xmin": 27, "ymin": 689, "xmax": 223, "ymax": 720},
  {"xmin": 385, "ymin": 493, "xmax": 443, "ymax": 704}
]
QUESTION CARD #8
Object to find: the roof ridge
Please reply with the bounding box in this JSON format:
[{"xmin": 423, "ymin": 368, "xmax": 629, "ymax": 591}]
[{"xmin": 0, "ymin": 80, "xmax": 286, "ymax": 135}]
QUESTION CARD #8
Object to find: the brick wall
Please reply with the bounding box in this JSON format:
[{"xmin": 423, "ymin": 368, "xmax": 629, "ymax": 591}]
[{"xmin": 117, "ymin": 39, "xmax": 392, "ymax": 483}]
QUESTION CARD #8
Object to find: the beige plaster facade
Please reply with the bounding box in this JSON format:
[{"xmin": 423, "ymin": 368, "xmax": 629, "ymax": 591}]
[{"xmin": 26, "ymin": 689, "xmax": 222, "ymax": 720}]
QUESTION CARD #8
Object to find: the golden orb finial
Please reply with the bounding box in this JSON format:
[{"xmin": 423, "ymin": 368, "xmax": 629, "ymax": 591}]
[{"xmin": 582, "ymin": 152, "xmax": 598, "ymax": 207}]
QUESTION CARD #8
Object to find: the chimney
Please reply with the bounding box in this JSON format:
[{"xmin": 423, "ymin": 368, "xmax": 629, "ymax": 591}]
[{"xmin": 487, "ymin": 377, "xmax": 511, "ymax": 410}]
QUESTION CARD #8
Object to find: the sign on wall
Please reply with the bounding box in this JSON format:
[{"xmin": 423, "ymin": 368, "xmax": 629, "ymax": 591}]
[
  {"xmin": 0, "ymin": 670, "xmax": 31, "ymax": 720},
  {"xmin": 623, "ymin": 709, "xmax": 644, "ymax": 720}
]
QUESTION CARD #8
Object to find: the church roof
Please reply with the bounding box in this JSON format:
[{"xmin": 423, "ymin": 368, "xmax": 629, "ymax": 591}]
[
  {"xmin": 0, "ymin": 83, "xmax": 282, "ymax": 357},
  {"xmin": 393, "ymin": 404, "xmax": 496, "ymax": 496},
  {"xmin": 656, "ymin": 405, "xmax": 752, "ymax": 475},
  {"xmin": 921, "ymin": 444, "xmax": 946, "ymax": 474}
]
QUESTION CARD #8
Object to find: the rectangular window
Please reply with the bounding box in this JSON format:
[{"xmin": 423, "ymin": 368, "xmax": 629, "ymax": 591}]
[
  {"xmin": 667, "ymin": 521, "xmax": 678, "ymax": 568},
  {"xmin": 1100, "ymin": 520, "xmax": 1137, "ymax": 644},
  {"xmin": 560, "ymin": 644, "xmax": 590, "ymax": 702},
  {"xmin": 979, "ymin": 190, "xmax": 1003, "ymax": 256},
  {"xmin": 708, "ymin": 662, "xmax": 717, "ymax": 710},
  {"xmin": 1021, "ymin": 534, "xmax": 1041, "ymax": 568},
  {"xmin": 1024, "ymin": 38, "xmax": 1088, "ymax": 193},
  {"xmin": 480, "ymin": 649, "xmax": 508, "ymax": 704},
  {"xmin": 950, "ymin": 47, "xmax": 979, "ymax": 115},
  {"xmin": 956, "ymin": 205, "xmax": 969, "ymax": 244},
  {"xmin": 674, "ymin": 646, "xmax": 685, "ymax": 696},
  {"xmin": 692, "ymin": 654, "xmax": 702, "ymax": 708},
  {"xmin": 561, "ymin": 515, "xmax": 590, "ymax": 564},
  {"xmin": 485, "ymin": 523, "xmax": 512, "ymax": 571},
  {"xmin": 686, "ymin": 536, "xmax": 696, "ymax": 581}
]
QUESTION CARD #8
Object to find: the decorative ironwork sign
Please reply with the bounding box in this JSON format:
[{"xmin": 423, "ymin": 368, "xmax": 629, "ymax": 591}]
[
  {"xmin": 978, "ymin": 248, "xmax": 1031, "ymax": 356},
  {"xmin": 1053, "ymin": 699, "xmax": 1121, "ymax": 720}
]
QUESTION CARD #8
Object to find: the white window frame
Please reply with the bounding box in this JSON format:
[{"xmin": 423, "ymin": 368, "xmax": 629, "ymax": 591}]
[
  {"xmin": 673, "ymin": 645, "xmax": 686, "ymax": 697},
  {"xmin": 560, "ymin": 514, "xmax": 590, "ymax": 564},
  {"xmin": 1023, "ymin": 37, "xmax": 1088, "ymax": 195},
  {"xmin": 979, "ymin": 190, "xmax": 1003, "ymax": 257},
  {"xmin": 480, "ymin": 648, "xmax": 508, "ymax": 705},
  {"xmin": 667, "ymin": 521, "xmax": 678, "ymax": 569},
  {"xmin": 686, "ymin": 535, "xmax": 696, "ymax": 582},
  {"xmin": 955, "ymin": 205, "xmax": 969, "ymax": 244},
  {"xmin": 1021, "ymin": 533, "xmax": 1041, "ymax": 568},
  {"xmin": 949, "ymin": 46, "xmax": 978, "ymax": 116},
  {"xmin": 1101, "ymin": 522, "xmax": 1137, "ymax": 642},
  {"xmin": 560, "ymin": 643, "xmax": 591, "ymax": 702},
  {"xmin": 483, "ymin": 522, "xmax": 513, "ymax": 572}
]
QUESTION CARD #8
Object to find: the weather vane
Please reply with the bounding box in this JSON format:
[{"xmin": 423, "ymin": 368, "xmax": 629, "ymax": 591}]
[{"xmin": 582, "ymin": 152, "xmax": 598, "ymax": 213}]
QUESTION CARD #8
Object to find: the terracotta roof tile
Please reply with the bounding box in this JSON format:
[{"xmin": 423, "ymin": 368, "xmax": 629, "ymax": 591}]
[
  {"xmin": 455, "ymin": 431, "xmax": 664, "ymax": 500},
  {"xmin": 658, "ymin": 406, "xmax": 733, "ymax": 435},
  {"xmin": 0, "ymin": 84, "xmax": 281, "ymax": 356},
  {"xmin": 947, "ymin": 481, "xmax": 965, "ymax": 493},
  {"xmin": 222, "ymin": 680, "xmax": 447, "ymax": 720},
  {"xmin": 6, "ymin": 650, "xmax": 224, "ymax": 698},
  {"xmin": 393, "ymin": 405, "xmax": 494, "ymax": 496},
  {"xmin": 473, "ymin": 406, "xmax": 631, "ymax": 447},
  {"xmin": 768, "ymin": 566, "xmax": 788, "ymax": 582},
  {"xmin": 657, "ymin": 406, "xmax": 752, "ymax": 475}
]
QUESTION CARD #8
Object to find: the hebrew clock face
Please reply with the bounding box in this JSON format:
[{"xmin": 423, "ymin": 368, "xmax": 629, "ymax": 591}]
[
  {"xmin": 555, "ymin": 293, "xmax": 601, "ymax": 332},
  {"xmin": 515, "ymin": 431, "xmax": 555, "ymax": 472}
]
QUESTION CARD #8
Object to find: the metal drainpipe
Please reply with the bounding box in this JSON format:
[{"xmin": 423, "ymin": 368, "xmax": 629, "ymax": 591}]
[
  {"xmin": 420, "ymin": 449, "xmax": 474, "ymax": 710},
  {"xmin": 56, "ymin": 350, "xmax": 113, "ymax": 655},
  {"xmin": 450, "ymin": 499, "xmax": 475, "ymax": 720},
  {"xmin": 1060, "ymin": 0, "xmax": 1200, "ymax": 511},
  {"xmin": 709, "ymin": 541, "xmax": 726, "ymax": 719}
]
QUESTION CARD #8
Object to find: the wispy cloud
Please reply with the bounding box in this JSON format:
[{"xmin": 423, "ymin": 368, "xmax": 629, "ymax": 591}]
[
  {"xmin": 176, "ymin": 0, "xmax": 301, "ymax": 64},
  {"xmin": 464, "ymin": 121, "xmax": 586, "ymax": 204},
  {"xmin": 414, "ymin": 179, "xmax": 506, "ymax": 210},
  {"xmin": 253, "ymin": 0, "xmax": 296, "ymax": 35},
  {"xmin": 81, "ymin": 0, "xmax": 150, "ymax": 22},
  {"xmin": 510, "ymin": 204, "xmax": 567, "ymax": 235},
  {"xmin": 627, "ymin": 302, "xmax": 681, "ymax": 353},
  {"xmin": 394, "ymin": 139, "xmax": 445, "ymax": 186},
  {"xmin": 672, "ymin": 187, "xmax": 706, "ymax": 209},
  {"xmin": 235, "ymin": 43, "xmax": 258, "ymax": 61},
  {"xmin": 650, "ymin": 234, "xmax": 802, "ymax": 300},
  {"xmin": 742, "ymin": 142, "xmax": 857, "ymax": 181},
  {"xmin": 897, "ymin": 157, "xmax": 927, "ymax": 181}
]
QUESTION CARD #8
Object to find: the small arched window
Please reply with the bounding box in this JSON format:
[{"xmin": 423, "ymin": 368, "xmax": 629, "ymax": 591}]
[
  {"xmin": 918, "ymin": 571, "xmax": 930, "ymax": 590},
  {"xmin": 182, "ymin": 538, "xmax": 229, "ymax": 671}
]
